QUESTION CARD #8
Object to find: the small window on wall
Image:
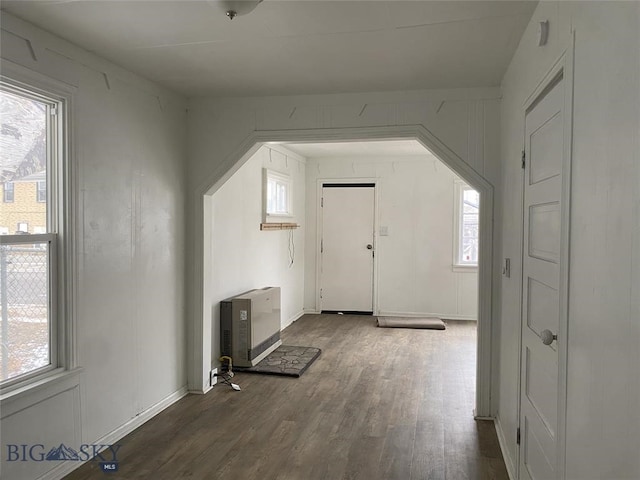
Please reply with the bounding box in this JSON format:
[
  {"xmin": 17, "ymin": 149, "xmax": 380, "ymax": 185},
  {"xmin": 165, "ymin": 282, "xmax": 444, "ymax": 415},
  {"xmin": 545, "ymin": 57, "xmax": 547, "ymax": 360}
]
[
  {"xmin": 3, "ymin": 182, "xmax": 14, "ymax": 202},
  {"xmin": 264, "ymin": 169, "xmax": 292, "ymax": 219},
  {"xmin": 454, "ymin": 181, "xmax": 479, "ymax": 269},
  {"xmin": 37, "ymin": 180, "xmax": 46, "ymax": 202}
]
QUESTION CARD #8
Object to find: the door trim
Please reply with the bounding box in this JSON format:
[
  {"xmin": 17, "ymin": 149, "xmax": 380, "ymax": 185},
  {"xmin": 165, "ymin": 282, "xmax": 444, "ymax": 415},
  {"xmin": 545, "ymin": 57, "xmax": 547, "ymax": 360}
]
[
  {"xmin": 518, "ymin": 35, "xmax": 574, "ymax": 480},
  {"xmin": 316, "ymin": 178, "xmax": 379, "ymax": 315}
]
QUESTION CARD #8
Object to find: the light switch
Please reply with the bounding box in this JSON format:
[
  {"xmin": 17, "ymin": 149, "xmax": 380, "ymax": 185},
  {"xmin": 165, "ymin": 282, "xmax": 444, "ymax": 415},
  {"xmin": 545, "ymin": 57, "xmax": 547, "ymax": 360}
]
[{"xmin": 379, "ymin": 226, "xmax": 389, "ymax": 236}]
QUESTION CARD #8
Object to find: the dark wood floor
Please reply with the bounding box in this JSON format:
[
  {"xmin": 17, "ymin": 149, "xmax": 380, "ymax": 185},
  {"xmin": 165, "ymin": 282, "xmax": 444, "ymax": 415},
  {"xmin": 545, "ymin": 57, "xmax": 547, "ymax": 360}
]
[{"xmin": 65, "ymin": 314, "xmax": 508, "ymax": 480}]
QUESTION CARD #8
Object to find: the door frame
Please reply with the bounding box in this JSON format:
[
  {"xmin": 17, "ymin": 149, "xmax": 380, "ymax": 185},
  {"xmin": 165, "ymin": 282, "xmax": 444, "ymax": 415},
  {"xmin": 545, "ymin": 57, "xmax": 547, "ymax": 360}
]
[
  {"xmin": 316, "ymin": 178, "xmax": 379, "ymax": 314},
  {"xmin": 517, "ymin": 38, "xmax": 574, "ymax": 480}
]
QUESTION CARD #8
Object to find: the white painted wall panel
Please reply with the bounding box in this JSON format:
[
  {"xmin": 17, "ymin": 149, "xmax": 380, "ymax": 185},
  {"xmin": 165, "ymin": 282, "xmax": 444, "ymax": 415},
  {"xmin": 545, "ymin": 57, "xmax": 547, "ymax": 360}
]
[
  {"xmin": 1, "ymin": 386, "xmax": 80, "ymax": 479},
  {"xmin": 498, "ymin": 2, "xmax": 640, "ymax": 478},
  {"xmin": 209, "ymin": 146, "xmax": 305, "ymax": 366}
]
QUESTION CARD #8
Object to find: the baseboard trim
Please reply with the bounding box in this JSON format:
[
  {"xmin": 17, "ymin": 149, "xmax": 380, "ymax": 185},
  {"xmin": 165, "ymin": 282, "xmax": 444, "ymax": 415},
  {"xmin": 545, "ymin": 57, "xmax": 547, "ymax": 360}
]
[
  {"xmin": 494, "ymin": 415, "xmax": 517, "ymax": 480},
  {"xmin": 190, "ymin": 384, "xmax": 212, "ymax": 395},
  {"xmin": 474, "ymin": 415, "xmax": 495, "ymax": 421},
  {"xmin": 283, "ymin": 310, "xmax": 305, "ymax": 329},
  {"xmin": 377, "ymin": 311, "xmax": 477, "ymax": 321},
  {"xmin": 39, "ymin": 386, "xmax": 189, "ymax": 480}
]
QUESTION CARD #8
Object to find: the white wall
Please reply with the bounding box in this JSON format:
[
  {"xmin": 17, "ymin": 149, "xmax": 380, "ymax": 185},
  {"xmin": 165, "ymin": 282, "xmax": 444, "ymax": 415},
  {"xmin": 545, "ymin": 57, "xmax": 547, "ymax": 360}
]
[
  {"xmin": 497, "ymin": 2, "xmax": 640, "ymax": 478},
  {"xmin": 304, "ymin": 155, "xmax": 477, "ymax": 320},
  {"xmin": 209, "ymin": 145, "xmax": 305, "ymax": 365},
  {"xmin": 1, "ymin": 13, "xmax": 187, "ymax": 480}
]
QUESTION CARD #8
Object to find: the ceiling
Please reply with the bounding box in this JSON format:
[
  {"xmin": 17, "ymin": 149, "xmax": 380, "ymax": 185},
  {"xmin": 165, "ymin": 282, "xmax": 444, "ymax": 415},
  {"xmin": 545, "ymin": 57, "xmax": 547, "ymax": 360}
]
[
  {"xmin": 1, "ymin": 1, "xmax": 537, "ymax": 98},
  {"xmin": 281, "ymin": 139, "xmax": 432, "ymax": 158}
]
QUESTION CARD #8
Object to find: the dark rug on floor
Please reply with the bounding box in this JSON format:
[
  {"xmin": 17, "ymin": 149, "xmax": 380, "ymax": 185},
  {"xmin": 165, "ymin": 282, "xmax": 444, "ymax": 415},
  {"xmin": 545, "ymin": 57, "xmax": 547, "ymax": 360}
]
[
  {"xmin": 376, "ymin": 316, "xmax": 446, "ymax": 330},
  {"xmin": 236, "ymin": 345, "xmax": 321, "ymax": 377}
]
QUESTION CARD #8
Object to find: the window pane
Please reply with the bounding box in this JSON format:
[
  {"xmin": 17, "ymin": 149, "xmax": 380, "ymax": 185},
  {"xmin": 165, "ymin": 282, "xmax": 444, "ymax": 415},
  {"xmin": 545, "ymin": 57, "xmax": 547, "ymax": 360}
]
[
  {"xmin": 0, "ymin": 89, "xmax": 48, "ymax": 235},
  {"xmin": 276, "ymin": 181, "xmax": 287, "ymax": 213},
  {"xmin": 459, "ymin": 186, "xmax": 479, "ymax": 264},
  {"xmin": 0, "ymin": 242, "xmax": 50, "ymax": 382},
  {"xmin": 37, "ymin": 181, "xmax": 46, "ymax": 203},
  {"xmin": 265, "ymin": 171, "xmax": 291, "ymax": 215},
  {"xmin": 3, "ymin": 182, "xmax": 14, "ymax": 203},
  {"xmin": 267, "ymin": 179, "xmax": 276, "ymax": 213}
]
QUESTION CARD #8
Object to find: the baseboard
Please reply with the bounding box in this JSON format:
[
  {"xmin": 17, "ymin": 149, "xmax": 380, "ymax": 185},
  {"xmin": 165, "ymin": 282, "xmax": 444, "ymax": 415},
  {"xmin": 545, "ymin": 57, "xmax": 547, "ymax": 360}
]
[
  {"xmin": 494, "ymin": 415, "xmax": 517, "ymax": 480},
  {"xmin": 190, "ymin": 385, "xmax": 212, "ymax": 395},
  {"xmin": 282, "ymin": 310, "xmax": 305, "ymax": 329},
  {"xmin": 377, "ymin": 310, "xmax": 477, "ymax": 321},
  {"xmin": 40, "ymin": 386, "xmax": 189, "ymax": 480},
  {"xmin": 303, "ymin": 309, "xmax": 320, "ymax": 315}
]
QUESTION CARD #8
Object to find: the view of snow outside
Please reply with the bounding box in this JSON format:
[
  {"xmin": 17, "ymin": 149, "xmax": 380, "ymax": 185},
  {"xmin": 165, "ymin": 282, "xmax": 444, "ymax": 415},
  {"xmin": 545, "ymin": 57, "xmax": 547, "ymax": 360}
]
[{"xmin": 0, "ymin": 88, "xmax": 50, "ymax": 382}]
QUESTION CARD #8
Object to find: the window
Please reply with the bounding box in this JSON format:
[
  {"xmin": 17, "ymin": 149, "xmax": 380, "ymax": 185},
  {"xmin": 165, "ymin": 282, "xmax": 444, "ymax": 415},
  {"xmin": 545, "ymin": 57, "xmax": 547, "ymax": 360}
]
[
  {"xmin": 0, "ymin": 73, "xmax": 68, "ymax": 389},
  {"xmin": 3, "ymin": 182, "xmax": 14, "ymax": 202},
  {"xmin": 264, "ymin": 169, "xmax": 292, "ymax": 218},
  {"xmin": 37, "ymin": 180, "xmax": 46, "ymax": 202},
  {"xmin": 454, "ymin": 181, "xmax": 479, "ymax": 268}
]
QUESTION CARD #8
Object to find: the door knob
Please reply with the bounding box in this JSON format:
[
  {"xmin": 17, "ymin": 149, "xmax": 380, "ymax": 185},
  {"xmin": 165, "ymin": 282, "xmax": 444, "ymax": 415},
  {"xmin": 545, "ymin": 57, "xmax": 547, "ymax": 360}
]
[
  {"xmin": 366, "ymin": 244, "xmax": 373, "ymax": 250},
  {"xmin": 540, "ymin": 329, "xmax": 557, "ymax": 345}
]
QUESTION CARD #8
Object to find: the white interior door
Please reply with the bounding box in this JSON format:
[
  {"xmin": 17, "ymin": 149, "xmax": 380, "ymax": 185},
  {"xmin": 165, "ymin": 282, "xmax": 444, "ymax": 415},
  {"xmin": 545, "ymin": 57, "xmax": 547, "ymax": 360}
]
[
  {"xmin": 320, "ymin": 184, "xmax": 375, "ymax": 313},
  {"xmin": 519, "ymin": 75, "xmax": 567, "ymax": 480}
]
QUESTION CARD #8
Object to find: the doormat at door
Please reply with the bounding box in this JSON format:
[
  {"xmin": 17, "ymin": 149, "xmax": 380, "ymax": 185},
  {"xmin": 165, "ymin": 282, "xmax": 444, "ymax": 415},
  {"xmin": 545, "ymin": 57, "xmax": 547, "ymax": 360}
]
[
  {"xmin": 376, "ymin": 317, "xmax": 446, "ymax": 330},
  {"xmin": 235, "ymin": 345, "xmax": 321, "ymax": 377}
]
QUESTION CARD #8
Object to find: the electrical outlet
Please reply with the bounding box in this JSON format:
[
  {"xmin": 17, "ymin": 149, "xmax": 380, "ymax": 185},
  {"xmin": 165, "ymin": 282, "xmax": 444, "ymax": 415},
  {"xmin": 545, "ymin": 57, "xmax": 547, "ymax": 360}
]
[{"xmin": 210, "ymin": 368, "xmax": 218, "ymax": 386}]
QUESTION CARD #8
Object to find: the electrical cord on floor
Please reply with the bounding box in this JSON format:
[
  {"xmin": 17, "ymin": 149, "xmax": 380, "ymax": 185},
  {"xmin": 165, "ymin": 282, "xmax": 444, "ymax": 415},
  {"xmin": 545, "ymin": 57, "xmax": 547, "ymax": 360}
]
[
  {"xmin": 217, "ymin": 355, "xmax": 241, "ymax": 390},
  {"xmin": 214, "ymin": 372, "xmax": 240, "ymax": 390}
]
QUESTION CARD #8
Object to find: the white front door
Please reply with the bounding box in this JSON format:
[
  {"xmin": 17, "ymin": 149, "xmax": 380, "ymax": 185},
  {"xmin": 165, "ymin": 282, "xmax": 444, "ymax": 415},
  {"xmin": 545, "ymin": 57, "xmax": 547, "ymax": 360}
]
[
  {"xmin": 320, "ymin": 184, "xmax": 375, "ymax": 313},
  {"xmin": 519, "ymin": 74, "xmax": 568, "ymax": 479}
]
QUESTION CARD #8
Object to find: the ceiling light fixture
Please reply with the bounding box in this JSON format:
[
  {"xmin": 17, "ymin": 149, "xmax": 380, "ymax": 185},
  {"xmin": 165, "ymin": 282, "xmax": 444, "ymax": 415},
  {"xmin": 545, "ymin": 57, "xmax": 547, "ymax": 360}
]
[{"xmin": 216, "ymin": 0, "xmax": 263, "ymax": 20}]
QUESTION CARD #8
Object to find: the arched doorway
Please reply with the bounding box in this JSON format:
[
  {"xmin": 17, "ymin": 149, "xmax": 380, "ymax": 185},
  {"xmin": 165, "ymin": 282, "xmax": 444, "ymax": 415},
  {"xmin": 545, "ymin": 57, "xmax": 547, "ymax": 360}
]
[{"xmin": 190, "ymin": 125, "xmax": 495, "ymax": 418}]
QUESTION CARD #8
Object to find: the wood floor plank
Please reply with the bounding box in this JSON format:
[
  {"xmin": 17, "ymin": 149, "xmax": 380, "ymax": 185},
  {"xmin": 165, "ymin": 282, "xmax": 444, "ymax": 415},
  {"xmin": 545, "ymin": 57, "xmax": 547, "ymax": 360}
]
[{"xmin": 64, "ymin": 315, "xmax": 508, "ymax": 480}]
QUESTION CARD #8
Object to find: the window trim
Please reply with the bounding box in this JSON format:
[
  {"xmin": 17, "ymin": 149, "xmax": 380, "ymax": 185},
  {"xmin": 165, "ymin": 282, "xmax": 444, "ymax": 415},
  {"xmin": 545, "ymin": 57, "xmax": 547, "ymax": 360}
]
[
  {"xmin": 0, "ymin": 61, "xmax": 76, "ymax": 395},
  {"xmin": 453, "ymin": 179, "xmax": 479, "ymax": 271}
]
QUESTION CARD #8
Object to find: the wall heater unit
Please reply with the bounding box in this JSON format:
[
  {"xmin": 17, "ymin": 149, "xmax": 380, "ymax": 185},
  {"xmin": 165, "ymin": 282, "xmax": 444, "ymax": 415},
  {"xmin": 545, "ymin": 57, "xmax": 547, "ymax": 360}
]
[{"xmin": 220, "ymin": 287, "xmax": 282, "ymax": 367}]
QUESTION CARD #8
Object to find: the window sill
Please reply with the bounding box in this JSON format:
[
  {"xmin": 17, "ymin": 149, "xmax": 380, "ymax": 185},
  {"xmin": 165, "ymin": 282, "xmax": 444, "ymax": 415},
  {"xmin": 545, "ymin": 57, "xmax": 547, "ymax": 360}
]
[
  {"xmin": 453, "ymin": 264, "xmax": 478, "ymax": 273},
  {"xmin": 1, "ymin": 367, "xmax": 83, "ymax": 409}
]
